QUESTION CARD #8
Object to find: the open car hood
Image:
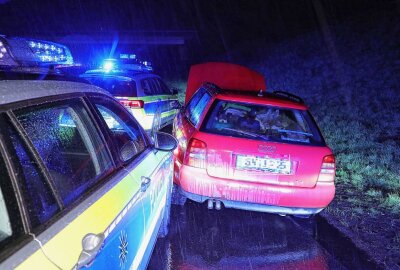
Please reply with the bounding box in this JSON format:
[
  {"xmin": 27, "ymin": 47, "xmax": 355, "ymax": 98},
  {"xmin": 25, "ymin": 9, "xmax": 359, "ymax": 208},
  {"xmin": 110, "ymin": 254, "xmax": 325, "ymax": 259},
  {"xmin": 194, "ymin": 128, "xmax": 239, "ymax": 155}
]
[{"xmin": 185, "ymin": 62, "xmax": 267, "ymax": 104}]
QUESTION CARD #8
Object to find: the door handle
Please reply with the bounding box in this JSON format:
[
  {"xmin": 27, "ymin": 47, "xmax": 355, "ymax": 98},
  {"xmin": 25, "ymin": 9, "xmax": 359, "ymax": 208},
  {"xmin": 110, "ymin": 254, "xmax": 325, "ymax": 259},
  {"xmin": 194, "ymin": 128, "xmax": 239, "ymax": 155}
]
[
  {"xmin": 73, "ymin": 233, "xmax": 105, "ymax": 269},
  {"xmin": 141, "ymin": 176, "xmax": 151, "ymax": 192}
]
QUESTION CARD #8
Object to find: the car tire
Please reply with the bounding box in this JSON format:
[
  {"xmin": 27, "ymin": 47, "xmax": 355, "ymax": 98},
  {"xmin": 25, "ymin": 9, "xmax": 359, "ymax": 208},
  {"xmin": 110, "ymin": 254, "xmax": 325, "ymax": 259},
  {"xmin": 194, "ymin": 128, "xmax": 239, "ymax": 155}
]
[
  {"xmin": 158, "ymin": 180, "xmax": 172, "ymax": 238},
  {"xmin": 171, "ymin": 184, "xmax": 187, "ymax": 205}
]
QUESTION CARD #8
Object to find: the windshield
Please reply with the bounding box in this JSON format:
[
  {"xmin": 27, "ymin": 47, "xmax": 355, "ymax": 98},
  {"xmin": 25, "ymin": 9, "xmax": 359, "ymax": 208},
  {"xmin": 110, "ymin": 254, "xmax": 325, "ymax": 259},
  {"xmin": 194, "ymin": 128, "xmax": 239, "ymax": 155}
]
[{"xmin": 201, "ymin": 99, "xmax": 324, "ymax": 146}]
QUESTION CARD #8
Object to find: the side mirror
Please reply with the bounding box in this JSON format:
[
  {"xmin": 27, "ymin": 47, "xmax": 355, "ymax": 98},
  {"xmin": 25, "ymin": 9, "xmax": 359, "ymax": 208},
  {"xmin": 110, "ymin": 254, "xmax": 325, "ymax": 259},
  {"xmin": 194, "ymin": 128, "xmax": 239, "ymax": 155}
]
[{"xmin": 154, "ymin": 131, "xmax": 178, "ymax": 152}]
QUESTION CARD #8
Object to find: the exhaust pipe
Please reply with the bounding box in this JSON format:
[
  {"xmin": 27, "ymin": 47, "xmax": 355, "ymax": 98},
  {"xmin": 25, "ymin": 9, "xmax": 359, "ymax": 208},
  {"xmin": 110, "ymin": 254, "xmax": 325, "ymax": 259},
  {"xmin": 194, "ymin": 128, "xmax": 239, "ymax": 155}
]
[
  {"xmin": 207, "ymin": 199, "xmax": 214, "ymax": 209},
  {"xmin": 215, "ymin": 200, "xmax": 222, "ymax": 210}
]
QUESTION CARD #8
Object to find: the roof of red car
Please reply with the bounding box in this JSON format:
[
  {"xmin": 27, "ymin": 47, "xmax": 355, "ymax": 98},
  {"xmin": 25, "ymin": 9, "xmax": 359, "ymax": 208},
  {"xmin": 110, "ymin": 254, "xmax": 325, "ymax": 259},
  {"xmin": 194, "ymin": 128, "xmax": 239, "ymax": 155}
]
[
  {"xmin": 215, "ymin": 91, "xmax": 308, "ymax": 110},
  {"xmin": 185, "ymin": 62, "xmax": 266, "ymax": 104}
]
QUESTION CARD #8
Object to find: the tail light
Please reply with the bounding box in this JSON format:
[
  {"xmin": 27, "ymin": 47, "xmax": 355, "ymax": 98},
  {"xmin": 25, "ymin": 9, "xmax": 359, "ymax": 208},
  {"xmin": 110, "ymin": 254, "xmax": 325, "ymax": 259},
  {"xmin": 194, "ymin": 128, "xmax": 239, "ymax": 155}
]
[
  {"xmin": 119, "ymin": 99, "xmax": 144, "ymax": 109},
  {"xmin": 318, "ymin": 154, "xmax": 336, "ymax": 182},
  {"xmin": 184, "ymin": 138, "xmax": 207, "ymax": 169}
]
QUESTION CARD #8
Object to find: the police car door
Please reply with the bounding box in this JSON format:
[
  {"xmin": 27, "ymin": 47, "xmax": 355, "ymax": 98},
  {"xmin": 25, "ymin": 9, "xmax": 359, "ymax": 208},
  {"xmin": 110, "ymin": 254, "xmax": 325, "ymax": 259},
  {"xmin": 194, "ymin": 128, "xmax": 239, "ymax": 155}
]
[
  {"xmin": 156, "ymin": 78, "xmax": 179, "ymax": 127},
  {"xmin": 0, "ymin": 97, "xmax": 146, "ymax": 270},
  {"xmin": 89, "ymin": 95, "xmax": 168, "ymax": 269},
  {"xmin": 0, "ymin": 115, "xmax": 58, "ymax": 269}
]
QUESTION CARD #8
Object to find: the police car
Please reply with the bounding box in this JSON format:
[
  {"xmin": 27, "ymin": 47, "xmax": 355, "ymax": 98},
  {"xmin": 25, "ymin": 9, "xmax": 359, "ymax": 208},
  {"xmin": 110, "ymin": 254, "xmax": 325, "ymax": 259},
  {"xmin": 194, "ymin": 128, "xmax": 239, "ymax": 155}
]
[
  {"xmin": 0, "ymin": 35, "xmax": 177, "ymax": 269},
  {"xmin": 80, "ymin": 56, "xmax": 180, "ymax": 131}
]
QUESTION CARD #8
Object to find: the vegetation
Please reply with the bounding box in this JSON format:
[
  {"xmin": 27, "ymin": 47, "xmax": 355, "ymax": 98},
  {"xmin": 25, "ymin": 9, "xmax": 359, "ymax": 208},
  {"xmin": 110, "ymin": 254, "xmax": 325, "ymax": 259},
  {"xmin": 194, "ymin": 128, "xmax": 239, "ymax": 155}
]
[{"xmin": 167, "ymin": 8, "xmax": 400, "ymax": 267}]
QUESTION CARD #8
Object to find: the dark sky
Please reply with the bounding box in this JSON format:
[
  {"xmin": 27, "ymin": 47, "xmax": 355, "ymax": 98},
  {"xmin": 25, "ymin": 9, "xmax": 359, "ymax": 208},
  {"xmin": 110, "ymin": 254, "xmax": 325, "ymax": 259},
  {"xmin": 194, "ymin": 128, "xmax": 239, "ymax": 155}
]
[
  {"xmin": 0, "ymin": 0, "xmax": 391, "ymax": 42},
  {"xmin": 0, "ymin": 0, "xmax": 394, "ymax": 76}
]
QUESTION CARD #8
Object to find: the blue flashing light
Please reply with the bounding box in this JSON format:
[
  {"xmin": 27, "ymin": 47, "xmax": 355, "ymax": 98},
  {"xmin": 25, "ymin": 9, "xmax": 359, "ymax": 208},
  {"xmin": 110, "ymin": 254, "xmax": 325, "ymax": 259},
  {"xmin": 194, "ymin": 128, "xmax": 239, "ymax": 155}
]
[
  {"xmin": 0, "ymin": 35, "xmax": 74, "ymax": 67},
  {"xmin": 95, "ymin": 54, "xmax": 152, "ymax": 73},
  {"xmin": 0, "ymin": 37, "xmax": 17, "ymax": 66},
  {"xmin": 120, "ymin": 54, "xmax": 136, "ymax": 60},
  {"xmin": 27, "ymin": 40, "xmax": 72, "ymax": 64},
  {"xmin": 103, "ymin": 59, "xmax": 115, "ymax": 72}
]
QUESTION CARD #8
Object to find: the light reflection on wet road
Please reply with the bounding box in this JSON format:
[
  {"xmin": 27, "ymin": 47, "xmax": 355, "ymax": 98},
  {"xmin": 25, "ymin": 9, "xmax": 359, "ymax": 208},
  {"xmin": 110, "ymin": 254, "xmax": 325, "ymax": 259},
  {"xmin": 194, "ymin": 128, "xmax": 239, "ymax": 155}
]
[{"xmin": 148, "ymin": 201, "xmax": 346, "ymax": 269}]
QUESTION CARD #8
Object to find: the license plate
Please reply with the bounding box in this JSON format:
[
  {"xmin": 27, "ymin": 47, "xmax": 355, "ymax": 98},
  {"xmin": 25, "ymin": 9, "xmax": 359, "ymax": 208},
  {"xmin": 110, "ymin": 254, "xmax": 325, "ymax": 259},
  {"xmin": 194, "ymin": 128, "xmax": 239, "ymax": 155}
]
[{"xmin": 236, "ymin": 155, "xmax": 291, "ymax": 174}]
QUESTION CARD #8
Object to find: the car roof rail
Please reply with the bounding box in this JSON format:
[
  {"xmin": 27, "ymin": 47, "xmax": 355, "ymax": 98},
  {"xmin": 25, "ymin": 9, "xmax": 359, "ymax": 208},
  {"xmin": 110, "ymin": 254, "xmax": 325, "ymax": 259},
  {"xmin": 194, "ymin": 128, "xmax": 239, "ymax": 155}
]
[{"xmin": 272, "ymin": 91, "xmax": 304, "ymax": 104}]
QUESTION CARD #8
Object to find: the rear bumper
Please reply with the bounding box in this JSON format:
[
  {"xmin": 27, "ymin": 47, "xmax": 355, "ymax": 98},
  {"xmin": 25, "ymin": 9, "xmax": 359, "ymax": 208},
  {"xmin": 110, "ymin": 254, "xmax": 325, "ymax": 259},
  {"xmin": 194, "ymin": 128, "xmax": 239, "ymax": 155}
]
[
  {"xmin": 179, "ymin": 187, "xmax": 324, "ymax": 215},
  {"xmin": 177, "ymin": 165, "xmax": 335, "ymax": 213}
]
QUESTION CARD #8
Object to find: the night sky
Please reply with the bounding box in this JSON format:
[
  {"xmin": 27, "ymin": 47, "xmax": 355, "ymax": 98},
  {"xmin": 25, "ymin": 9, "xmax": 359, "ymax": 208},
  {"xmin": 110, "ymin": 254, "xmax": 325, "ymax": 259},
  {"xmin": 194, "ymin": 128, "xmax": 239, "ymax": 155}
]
[{"xmin": 0, "ymin": 0, "xmax": 395, "ymax": 76}]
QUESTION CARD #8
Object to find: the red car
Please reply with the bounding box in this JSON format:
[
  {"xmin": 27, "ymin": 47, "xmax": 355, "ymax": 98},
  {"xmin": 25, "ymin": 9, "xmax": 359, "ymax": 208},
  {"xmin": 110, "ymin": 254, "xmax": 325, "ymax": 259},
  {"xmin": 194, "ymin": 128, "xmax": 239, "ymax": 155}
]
[{"xmin": 173, "ymin": 62, "xmax": 335, "ymax": 216}]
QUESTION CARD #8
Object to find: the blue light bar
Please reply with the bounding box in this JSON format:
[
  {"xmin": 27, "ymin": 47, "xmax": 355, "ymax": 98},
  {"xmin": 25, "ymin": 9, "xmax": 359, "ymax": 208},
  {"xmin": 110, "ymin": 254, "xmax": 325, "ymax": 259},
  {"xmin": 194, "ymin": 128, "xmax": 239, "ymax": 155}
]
[
  {"xmin": 0, "ymin": 35, "xmax": 73, "ymax": 67},
  {"xmin": 96, "ymin": 55, "xmax": 152, "ymax": 73},
  {"xmin": 102, "ymin": 58, "xmax": 117, "ymax": 72},
  {"xmin": 120, "ymin": 54, "xmax": 136, "ymax": 60},
  {"xmin": 0, "ymin": 36, "xmax": 18, "ymax": 66}
]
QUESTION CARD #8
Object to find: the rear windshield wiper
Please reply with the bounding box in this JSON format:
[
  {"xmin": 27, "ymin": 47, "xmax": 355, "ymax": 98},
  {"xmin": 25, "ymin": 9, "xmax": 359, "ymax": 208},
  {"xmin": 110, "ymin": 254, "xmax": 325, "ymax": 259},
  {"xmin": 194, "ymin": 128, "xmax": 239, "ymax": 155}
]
[
  {"xmin": 221, "ymin": 127, "xmax": 270, "ymax": 141},
  {"xmin": 277, "ymin": 129, "xmax": 313, "ymax": 137}
]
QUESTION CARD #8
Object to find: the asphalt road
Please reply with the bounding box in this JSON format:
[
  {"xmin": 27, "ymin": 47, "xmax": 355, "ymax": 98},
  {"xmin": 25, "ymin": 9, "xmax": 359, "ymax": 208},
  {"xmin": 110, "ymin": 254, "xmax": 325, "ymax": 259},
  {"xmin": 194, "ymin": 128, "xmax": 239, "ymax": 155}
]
[{"xmin": 148, "ymin": 201, "xmax": 347, "ymax": 270}]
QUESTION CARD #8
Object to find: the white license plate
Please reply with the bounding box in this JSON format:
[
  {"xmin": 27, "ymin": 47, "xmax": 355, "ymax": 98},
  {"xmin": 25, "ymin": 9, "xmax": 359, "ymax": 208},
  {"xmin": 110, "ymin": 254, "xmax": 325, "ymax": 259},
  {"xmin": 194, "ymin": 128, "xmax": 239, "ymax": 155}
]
[{"xmin": 236, "ymin": 155, "xmax": 291, "ymax": 174}]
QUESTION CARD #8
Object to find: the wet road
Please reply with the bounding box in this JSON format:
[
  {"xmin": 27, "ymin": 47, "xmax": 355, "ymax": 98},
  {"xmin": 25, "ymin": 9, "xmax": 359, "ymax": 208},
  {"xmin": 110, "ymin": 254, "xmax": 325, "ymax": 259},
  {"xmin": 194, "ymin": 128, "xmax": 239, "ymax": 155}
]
[{"xmin": 148, "ymin": 201, "xmax": 347, "ymax": 270}]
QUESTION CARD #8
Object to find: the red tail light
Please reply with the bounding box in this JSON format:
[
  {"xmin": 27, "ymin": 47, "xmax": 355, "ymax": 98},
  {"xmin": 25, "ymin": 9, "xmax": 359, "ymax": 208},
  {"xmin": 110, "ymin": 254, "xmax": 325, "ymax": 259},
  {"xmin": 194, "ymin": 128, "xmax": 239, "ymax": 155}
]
[
  {"xmin": 184, "ymin": 138, "xmax": 207, "ymax": 169},
  {"xmin": 318, "ymin": 154, "xmax": 336, "ymax": 182},
  {"xmin": 119, "ymin": 99, "xmax": 144, "ymax": 109}
]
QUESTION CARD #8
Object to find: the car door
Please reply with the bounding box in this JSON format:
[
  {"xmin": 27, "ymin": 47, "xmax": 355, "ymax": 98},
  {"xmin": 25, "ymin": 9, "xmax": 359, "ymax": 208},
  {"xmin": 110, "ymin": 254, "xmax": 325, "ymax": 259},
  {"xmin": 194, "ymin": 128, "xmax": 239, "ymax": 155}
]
[
  {"xmin": 2, "ymin": 96, "xmax": 148, "ymax": 270},
  {"xmin": 155, "ymin": 77, "xmax": 179, "ymax": 128},
  {"xmin": 0, "ymin": 114, "xmax": 57, "ymax": 269},
  {"xmin": 88, "ymin": 95, "xmax": 171, "ymax": 269},
  {"xmin": 173, "ymin": 87, "xmax": 213, "ymax": 182}
]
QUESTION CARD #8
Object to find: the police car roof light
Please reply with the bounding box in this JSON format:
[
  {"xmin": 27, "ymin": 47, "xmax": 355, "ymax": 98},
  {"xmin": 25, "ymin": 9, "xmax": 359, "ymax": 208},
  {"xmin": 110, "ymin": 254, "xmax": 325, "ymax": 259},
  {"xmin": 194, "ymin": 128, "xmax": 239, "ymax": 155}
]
[
  {"xmin": 97, "ymin": 56, "xmax": 153, "ymax": 73},
  {"xmin": 120, "ymin": 54, "xmax": 136, "ymax": 60},
  {"xmin": 0, "ymin": 35, "xmax": 74, "ymax": 67},
  {"xmin": 103, "ymin": 58, "xmax": 117, "ymax": 72}
]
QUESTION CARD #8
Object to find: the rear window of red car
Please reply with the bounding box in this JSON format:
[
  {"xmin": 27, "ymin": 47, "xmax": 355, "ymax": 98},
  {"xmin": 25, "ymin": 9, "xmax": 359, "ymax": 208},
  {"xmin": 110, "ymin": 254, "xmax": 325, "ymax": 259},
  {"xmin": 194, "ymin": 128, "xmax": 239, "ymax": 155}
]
[{"xmin": 200, "ymin": 99, "xmax": 325, "ymax": 146}]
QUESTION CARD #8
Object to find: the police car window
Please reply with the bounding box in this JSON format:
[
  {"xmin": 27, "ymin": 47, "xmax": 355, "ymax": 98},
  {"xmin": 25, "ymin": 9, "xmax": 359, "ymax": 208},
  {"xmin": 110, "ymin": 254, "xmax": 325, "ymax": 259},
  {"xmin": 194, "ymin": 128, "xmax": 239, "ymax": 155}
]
[
  {"xmin": 110, "ymin": 81, "xmax": 137, "ymax": 97},
  {"xmin": 89, "ymin": 78, "xmax": 137, "ymax": 97},
  {"xmin": 14, "ymin": 99, "xmax": 113, "ymax": 207},
  {"xmin": 0, "ymin": 156, "xmax": 12, "ymax": 244},
  {"xmin": 6, "ymin": 121, "xmax": 60, "ymax": 227},
  {"xmin": 0, "ymin": 188, "xmax": 11, "ymax": 244},
  {"xmin": 0, "ymin": 136, "xmax": 25, "ymax": 252},
  {"xmin": 150, "ymin": 78, "xmax": 163, "ymax": 95},
  {"xmin": 90, "ymin": 97, "xmax": 147, "ymax": 163},
  {"xmin": 185, "ymin": 87, "xmax": 212, "ymax": 126},
  {"xmin": 141, "ymin": 79, "xmax": 158, "ymax": 96},
  {"xmin": 156, "ymin": 78, "xmax": 172, "ymax": 95}
]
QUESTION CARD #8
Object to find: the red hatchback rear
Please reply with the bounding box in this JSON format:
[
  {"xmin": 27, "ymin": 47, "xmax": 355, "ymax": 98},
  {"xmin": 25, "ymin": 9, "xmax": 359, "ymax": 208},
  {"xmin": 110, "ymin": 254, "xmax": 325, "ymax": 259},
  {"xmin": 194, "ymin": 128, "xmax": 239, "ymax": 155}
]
[{"xmin": 173, "ymin": 63, "xmax": 335, "ymax": 216}]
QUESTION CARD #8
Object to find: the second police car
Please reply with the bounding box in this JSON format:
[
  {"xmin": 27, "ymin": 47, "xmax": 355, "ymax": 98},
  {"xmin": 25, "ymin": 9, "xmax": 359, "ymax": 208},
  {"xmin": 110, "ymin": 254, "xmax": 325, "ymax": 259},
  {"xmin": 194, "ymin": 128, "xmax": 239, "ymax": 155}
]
[
  {"xmin": 80, "ymin": 56, "xmax": 180, "ymax": 131},
  {"xmin": 0, "ymin": 35, "xmax": 177, "ymax": 270}
]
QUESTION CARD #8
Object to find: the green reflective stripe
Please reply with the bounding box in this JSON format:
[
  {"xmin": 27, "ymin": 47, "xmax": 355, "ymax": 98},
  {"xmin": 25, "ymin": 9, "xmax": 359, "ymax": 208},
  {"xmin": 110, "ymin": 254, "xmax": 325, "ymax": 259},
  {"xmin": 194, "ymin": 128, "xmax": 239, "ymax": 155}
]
[
  {"xmin": 161, "ymin": 109, "xmax": 177, "ymax": 117},
  {"xmin": 125, "ymin": 95, "xmax": 177, "ymax": 102}
]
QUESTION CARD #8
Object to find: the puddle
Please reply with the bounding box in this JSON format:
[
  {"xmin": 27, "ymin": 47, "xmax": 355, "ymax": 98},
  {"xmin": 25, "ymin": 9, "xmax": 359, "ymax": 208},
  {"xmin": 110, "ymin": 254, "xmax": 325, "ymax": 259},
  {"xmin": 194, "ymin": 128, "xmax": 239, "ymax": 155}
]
[
  {"xmin": 149, "ymin": 202, "xmax": 347, "ymax": 269},
  {"xmin": 316, "ymin": 216, "xmax": 383, "ymax": 270}
]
